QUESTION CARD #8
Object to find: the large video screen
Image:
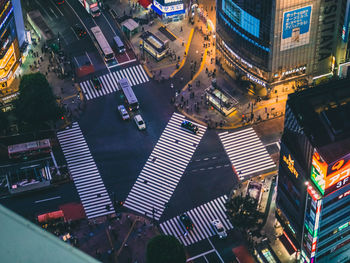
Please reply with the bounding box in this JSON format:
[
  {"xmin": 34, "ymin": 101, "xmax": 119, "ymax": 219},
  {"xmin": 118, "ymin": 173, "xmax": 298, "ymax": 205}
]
[
  {"xmin": 222, "ymin": 0, "xmax": 260, "ymax": 38},
  {"xmin": 310, "ymin": 151, "xmax": 350, "ymax": 196},
  {"xmin": 281, "ymin": 5, "xmax": 312, "ymax": 51}
]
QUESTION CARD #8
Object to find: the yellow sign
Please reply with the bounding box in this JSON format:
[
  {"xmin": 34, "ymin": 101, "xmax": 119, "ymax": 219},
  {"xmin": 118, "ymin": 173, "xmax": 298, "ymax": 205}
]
[{"xmin": 283, "ymin": 154, "xmax": 299, "ymax": 178}]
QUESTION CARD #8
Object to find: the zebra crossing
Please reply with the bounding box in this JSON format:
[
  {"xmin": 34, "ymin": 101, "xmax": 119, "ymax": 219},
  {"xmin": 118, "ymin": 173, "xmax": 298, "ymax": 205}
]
[
  {"xmin": 79, "ymin": 64, "xmax": 149, "ymax": 100},
  {"xmin": 124, "ymin": 113, "xmax": 207, "ymax": 221},
  {"xmin": 57, "ymin": 122, "xmax": 114, "ymax": 219},
  {"xmin": 160, "ymin": 195, "xmax": 233, "ymax": 246},
  {"xmin": 219, "ymin": 127, "xmax": 276, "ymax": 181}
]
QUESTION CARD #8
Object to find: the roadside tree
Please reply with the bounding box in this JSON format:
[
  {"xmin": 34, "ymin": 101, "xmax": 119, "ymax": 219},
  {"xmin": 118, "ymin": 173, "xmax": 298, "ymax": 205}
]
[
  {"xmin": 146, "ymin": 234, "xmax": 186, "ymax": 263},
  {"xmin": 14, "ymin": 73, "xmax": 62, "ymax": 127},
  {"xmin": 225, "ymin": 194, "xmax": 263, "ymax": 232}
]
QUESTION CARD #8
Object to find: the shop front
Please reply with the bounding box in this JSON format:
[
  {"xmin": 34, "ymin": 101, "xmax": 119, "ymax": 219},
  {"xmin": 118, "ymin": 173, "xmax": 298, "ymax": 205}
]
[{"xmin": 151, "ymin": 0, "xmax": 185, "ymax": 22}]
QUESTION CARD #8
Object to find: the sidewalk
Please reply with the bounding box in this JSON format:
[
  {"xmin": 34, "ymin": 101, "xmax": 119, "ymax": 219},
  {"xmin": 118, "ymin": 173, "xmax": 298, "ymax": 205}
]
[{"xmin": 74, "ymin": 212, "xmax": 159, "ymax": 263}]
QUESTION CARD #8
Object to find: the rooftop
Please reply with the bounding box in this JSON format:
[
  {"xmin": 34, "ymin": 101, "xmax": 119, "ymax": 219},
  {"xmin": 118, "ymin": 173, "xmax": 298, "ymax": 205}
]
[
  {"xmin": 0, "ymin": 204, "xmax": 98, "ymax": 263},
  {"xmin": 287, "ymin": 78, "xmax": 350, "ymax": 163}
]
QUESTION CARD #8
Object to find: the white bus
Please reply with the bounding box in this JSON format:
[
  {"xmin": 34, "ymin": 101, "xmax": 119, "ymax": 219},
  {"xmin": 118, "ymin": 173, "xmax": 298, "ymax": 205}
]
[
  {"xmin": 78, "ymin": 0, "xmax": 101, "ymax": 17},
  {"xmin": 118, "ymin": 78, "xmax": 139, "ymax": 111},
  {"xmin": 91, "ymin": 26, "xmax": 115, "ymax": 62}
]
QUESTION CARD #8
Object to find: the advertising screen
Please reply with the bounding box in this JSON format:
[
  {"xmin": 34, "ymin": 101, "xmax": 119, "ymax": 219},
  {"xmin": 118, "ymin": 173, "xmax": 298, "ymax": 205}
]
[
  {"xmin": 222, "ymin": 0, "xmax": 260, "ymax": 38},
  {"xmin": 310, "ymin": 152, "xmax": 327, "ymax": 195},
  {"xmin": 310, "ymin": 151, "xmax": 350, "ymax": 196},
  {"xmin": 153, "ymin": 0, "xmax": 184, "ymax": 13},
  {"xmin": 325, "ymin": 153, "xmax": 350, "ymax": 195},
  {"xmin": 281, "ymin": 5, "xmax": 312, "ymax": 51}
]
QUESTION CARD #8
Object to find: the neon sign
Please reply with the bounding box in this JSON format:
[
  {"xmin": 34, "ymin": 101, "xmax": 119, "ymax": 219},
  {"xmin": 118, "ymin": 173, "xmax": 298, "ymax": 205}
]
[{"xmin": 283, "ymin": 154, "xmax": 299, "ymax": 178}]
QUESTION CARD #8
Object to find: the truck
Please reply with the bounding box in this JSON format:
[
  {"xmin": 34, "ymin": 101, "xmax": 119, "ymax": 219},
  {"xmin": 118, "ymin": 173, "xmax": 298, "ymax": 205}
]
[{"xmin": 78, "ymin": 0, "xmax": 101, "ymax": 17}]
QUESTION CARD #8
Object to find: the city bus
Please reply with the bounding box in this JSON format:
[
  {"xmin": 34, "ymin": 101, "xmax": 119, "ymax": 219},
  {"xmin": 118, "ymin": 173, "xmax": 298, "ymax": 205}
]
[
  {"xmin": 118, "ymin": 78, "xmax": 139, "ymax": 111},
  {"xmin": 90, "ymin": 26, "xmax": 115, "ymax": 62},
  {"xmin": 113, "ymin": 35, "xmax": 125, "ymax": 53},
  {"xmin": 8, "ymin": 139, "xmax": 51, "ymax": 159}
]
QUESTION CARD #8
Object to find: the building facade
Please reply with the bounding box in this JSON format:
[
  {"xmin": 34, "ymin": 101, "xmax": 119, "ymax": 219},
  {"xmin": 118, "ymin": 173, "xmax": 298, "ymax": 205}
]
[
  {"xmin": 216, "ymin": 0, "xmax": 350, "ymax": 91},
  {"xmin": 276, "ymin": 79, "xmax": 350, "ymax": 262},
  {"xmin": 0, "ymin": 0, "xmax": 25, "ymax": 97},
  {"xmin": 151, "ymin": 0, "xmax": 185, "ymax": 22}
]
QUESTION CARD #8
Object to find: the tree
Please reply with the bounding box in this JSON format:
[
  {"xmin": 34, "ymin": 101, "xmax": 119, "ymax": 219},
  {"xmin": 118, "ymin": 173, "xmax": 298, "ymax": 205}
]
[
  {"xmin": 14, "ymin": 73, "xmax": 62, "ymax": 127},
  {"xmin": 225, "ymin": 195, "xmax": 263, "ymax": 232},
  {"xmin": 146, "ymin": 235, "xmax": 186, "ymax": 263},
  {"xmin": 0, "ymin": 109, "xmax": 9, "ymax": 133}
]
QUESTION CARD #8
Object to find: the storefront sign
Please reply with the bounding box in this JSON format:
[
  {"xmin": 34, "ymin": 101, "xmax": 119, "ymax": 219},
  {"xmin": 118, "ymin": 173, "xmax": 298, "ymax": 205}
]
[
  {"xmin": 325, "ymin": 153, "xmax": 350, "ymax": 195},
  {"xmin": 247, "ymin": 73, "xmax": 266, "ymax": 87},
  {"xmin": 318, "ymin": 0, "xmax": 338, "ymax": 61},
  {"xmin": 153, "ymin": 0, "xmax": 184, "ymax": 13},
  {"xmin": 283, "ymin": 154, "xmax": 299, "ymax": 178},
  {"xmin": 281, "ymin": 5, "xmax": 312, "ymax": 51},
  {"xmin": 282, "ymin": 66, "xmax": 306, "ymax": 76}
]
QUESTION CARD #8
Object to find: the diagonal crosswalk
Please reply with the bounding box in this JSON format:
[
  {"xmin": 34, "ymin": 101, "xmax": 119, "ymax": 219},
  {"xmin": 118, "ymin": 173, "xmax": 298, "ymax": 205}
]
[
  {"xmin": 79, "ymin": 64, "xmax": 149, "ymax": 100},
  {"xmin": 124, "ymin": 113, "xmax": 207, "ymax": 221},
  {"xmin": 57, "ymin": 122, "xmax": 115, "ymax": 219},
  {"xmin": 160, "ymin": 195, "xmax": 233, "ymax": 246},
  {"xmin": 219, "ymin": 127, "xmax": 276, "ymax": 181}
]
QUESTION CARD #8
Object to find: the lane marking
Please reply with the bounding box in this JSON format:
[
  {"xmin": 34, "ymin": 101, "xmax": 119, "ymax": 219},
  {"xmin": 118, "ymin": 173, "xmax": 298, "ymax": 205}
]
[
  {"xmin": 207, "ymin": 238, "xmax": 225, "ymax": 263},
  {"xmin": 49, "ymin": 8, "xmax": 59, "ymax": 18},
  {"xmin": 71, "ymin": 27, "xmax": 80, "ymax": 40},
  {"xmin": 34, "ymin": 196, "xmax": 61, "ymax": 203},
  {"xmin": 203, "ymin": 157, "xmax": 209, "ymax": 161},
  {"xmin": 50, "ymin": 0, "xmax": 64, "ymax": 16},
  {"xmin": 186, "ymin": 249, "xmax": 216, "ymax": 262}
]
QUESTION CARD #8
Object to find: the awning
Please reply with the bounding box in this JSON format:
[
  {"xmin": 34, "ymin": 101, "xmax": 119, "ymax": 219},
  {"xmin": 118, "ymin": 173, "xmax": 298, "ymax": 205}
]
[
  {"xmin": 138, "ymin": 0, "xmax": 151, "ymax": 9},
  {"xmin": 38, "ymin": 210, "xmax": 64, "ymax": 223},
  {"xmin": 279, "ymin": 232, "xmax": 297, "ymax": 255},
  {"xmin": 59, "ymin": 203, "xmax": 86, "ymax": 221}
]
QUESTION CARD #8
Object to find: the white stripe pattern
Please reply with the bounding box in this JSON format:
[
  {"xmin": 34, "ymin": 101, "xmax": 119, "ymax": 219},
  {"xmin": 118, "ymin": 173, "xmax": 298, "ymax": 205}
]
[
  {"xmin": 80, "ymin": 64, "xmax": 149, "ymax": 100},
  {"xmin": 57, "ymin": 122, "xmax": 114, "ymax": 219},
  {"xmin": 160, "ymin": 195, "xmax": 233, "ymax": 246},
  {"xmin": 124, "ymin": 113, "xmax": 207, "ymax": 220},
  {"xmin": 219, "ymin": 127, "xmax": 276, "ymax": 180}
]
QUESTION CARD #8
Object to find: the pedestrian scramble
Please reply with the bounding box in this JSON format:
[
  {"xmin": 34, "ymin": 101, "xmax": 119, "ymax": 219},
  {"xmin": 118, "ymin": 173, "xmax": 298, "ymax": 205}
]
[
  {"xmin": 79, "ymin": 64, "xmax": 149, "ymax": 100},
  {"xmin": 219, "ymin": 127, "xmax": 276, "ymax": 180},
  {"xmin": 160, "ymin": 195, "xmax": 233, "ymax": 246},
  {"xmin": 124, "ymin": 113, "xmax": 207, "ymax": 220},
  {"xmin": 57, "ymin": 122, "xmax": 114, "ymax": 219}
]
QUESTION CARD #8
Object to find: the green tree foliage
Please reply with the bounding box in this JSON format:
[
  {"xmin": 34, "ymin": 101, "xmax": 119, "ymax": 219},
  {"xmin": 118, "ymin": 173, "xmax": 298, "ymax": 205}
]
[
  {"xmin": 225, "ymin": 194, "xmax": 263, "ymax": 231},
  {"xmin": 14, "ymin": 73, "xmax": 62, "ymax": 126},
  {"xmin": 0, "ymin": 109, "xmax": 9, "ymax": 133},
  {"xmin": 146, "ymin": 235, "xmax": 186, "ymax": 263}
]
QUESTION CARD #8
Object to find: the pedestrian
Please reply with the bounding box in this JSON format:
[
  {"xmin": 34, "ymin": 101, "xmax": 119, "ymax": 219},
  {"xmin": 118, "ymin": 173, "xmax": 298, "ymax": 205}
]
[{"xmin": 180, "ymin": 26, "xmax": 183, "ymax": 32}]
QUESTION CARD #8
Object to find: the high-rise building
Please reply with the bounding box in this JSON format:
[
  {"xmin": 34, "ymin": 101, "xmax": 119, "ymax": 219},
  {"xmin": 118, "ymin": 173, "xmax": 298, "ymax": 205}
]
[
  {"xmin": 0, "ymin": 0, "xmax": 25, "ymax": 95},
  {"xmin": 276, "ymin": 78, "xmax": 350, "ymax": 262},
  {"xmin": 216, "ymin": 0, "xmax": 350, "ymax": 91}
]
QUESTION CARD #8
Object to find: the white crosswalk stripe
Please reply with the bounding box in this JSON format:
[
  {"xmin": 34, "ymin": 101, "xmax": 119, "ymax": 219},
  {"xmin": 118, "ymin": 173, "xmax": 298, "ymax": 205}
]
[
  {"xmin": 79, "ymin": 64, "xmax": 149, "ymax": 100},
  {"xmin": 57, "ymin": 122, "xmax": 114, "ymax": 219},
  {"xmin": 160, "ymin": 195, "xmax": 233, "ymax": 246},
  {"xmin": 219, "ymin": 127, "xmax": 276, "ymax": 180},
  {"xmin": 124, "ymin": 113, "xmax": 207, "ymax": 220}
]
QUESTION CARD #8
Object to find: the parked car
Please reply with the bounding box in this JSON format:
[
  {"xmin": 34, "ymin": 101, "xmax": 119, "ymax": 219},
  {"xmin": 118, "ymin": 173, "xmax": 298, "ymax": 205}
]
[
  {"xmin": 181, "ymin": 120, "xmax": 199, "ymax": 134},
  {"xmin": 134, "ymin": 114, "xmax": 146, "ymax": 130},
  {"xmin": 91, "ymin": 76, "xmax": 101, "ymax": 90},
  {"xmin": 179, "ymin": 213, "xmax": 194, "ymax": 235},
  {"xmin": 117, "ymin": 105, "xmax": 130, "ymax": 120},
  {"xmin": 211, "ymin": 219, "xmax": 227, "ymax": 239},
  {"xmin": 73, "ymin": 23, "xmax": 87, "ymax": 38}
]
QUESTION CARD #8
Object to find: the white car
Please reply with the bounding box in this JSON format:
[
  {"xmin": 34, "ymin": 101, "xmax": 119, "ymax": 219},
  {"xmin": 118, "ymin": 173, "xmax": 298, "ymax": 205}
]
[
  {"xmin": 134, "ymin": 114, "xmax": 146, "ymax": 130},
  {"xmin": 117, "ymin": 105, "xmax": 130, "ymax": 120},
  {"xmin": 212, "ymin": 219, "xmax": 227, "ymax": 239}
]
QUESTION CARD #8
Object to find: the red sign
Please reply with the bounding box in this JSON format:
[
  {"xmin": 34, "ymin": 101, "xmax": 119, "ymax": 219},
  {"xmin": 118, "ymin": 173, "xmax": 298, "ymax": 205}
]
[{"xmin": 325, "ymin": 153, "xmax": 350, "ymax": 194}]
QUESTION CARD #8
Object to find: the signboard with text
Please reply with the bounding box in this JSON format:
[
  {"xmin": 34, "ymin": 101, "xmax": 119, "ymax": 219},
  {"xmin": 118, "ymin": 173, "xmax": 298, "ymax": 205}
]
[{"xmin": 281, "ymin": 5, "xmax": 312, "ymax": 51}]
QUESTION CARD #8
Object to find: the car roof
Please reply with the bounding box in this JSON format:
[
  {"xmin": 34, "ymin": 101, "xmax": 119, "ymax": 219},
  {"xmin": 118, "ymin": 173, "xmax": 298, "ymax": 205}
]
[
  {"xmin": 118, "ymin": 105, "xmax": 125, "ymax": 109},
  {"xmin": 135, "ymin": 114, "xmax": 142, "ymax": 120}
]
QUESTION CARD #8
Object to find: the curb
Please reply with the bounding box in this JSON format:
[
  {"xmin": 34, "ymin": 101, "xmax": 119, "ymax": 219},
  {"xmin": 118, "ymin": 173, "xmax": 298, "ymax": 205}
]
[
  {"xmin": 169, "ymin": 28, "xmax": 194, "ymax": 78},
  {"xmin": 142, "ymin": 64, "xmax": 154, "ymax": 79}
]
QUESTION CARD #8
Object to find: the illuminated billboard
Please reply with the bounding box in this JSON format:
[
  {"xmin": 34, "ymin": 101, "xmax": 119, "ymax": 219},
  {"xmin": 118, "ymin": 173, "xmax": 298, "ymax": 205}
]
[
  {"xmin": 310, "ymin": 152, "xmax": 350, "ymax": 196},
  {"xmin": 311, "ymin": 152, "xmax": 327, "ymax": 195},
  {"xmin": 325, "ymin": 153, "xmax": 350, "ymax": 195},
  {"xmin": 281, "ymin": 5, "xmax": 312, "ymax": 51},
  {"xmin": 222, "ymin": 0, "xmax": 260, "ymax": 38}
]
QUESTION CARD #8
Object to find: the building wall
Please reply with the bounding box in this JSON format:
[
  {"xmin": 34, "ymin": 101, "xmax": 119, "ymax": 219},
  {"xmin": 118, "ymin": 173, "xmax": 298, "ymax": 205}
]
[
  {"xmin": 216, "ymin": 0, "xmax": 350, "ymax": 88},
  {"xmin": 0, "ymin": 0, "xmax": 22, "ymax": 93},
  {"xmin": 11, "ymin": 0, "xmax": 25, "ymax": 48}
]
